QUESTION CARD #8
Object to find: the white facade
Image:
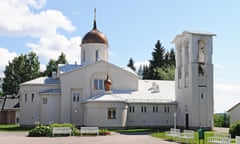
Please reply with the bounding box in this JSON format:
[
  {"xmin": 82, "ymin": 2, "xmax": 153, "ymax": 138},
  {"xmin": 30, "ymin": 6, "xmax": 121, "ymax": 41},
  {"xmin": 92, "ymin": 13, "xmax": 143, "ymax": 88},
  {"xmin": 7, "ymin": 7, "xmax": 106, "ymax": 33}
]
[
  {"xmin": 19, "ymin": 18, "xmax": 215, "ymax": 129},
  {"xmin": 81, "ymin": 43, "xmax": 109, "ymax": 65},
  {"xmin": 172, "ymin": 31, "xmax": 215, "ymax": 130},
  {"xmin": 228, "ymin": 103, "xmax": 240, "ymax": 126}
]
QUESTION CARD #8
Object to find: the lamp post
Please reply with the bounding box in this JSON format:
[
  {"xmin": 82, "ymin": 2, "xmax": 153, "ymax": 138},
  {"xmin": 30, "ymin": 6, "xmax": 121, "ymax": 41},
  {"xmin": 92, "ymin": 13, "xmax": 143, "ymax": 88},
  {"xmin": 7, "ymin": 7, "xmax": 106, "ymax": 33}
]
[{"xmin": 174, "ymin": 112, "xmax": 176, "ymax": 129}]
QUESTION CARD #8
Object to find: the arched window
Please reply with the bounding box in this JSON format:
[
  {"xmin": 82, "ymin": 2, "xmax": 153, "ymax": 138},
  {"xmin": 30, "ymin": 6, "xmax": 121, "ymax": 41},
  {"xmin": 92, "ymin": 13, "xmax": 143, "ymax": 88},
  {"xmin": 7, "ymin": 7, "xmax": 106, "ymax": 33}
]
[
  {"xmin": 198, "ymin": 40, "xmax": 205, "ymax": 63},
  {"xmin": 198, "ymin": 40, "xmax": 205, "ymax": 76}
]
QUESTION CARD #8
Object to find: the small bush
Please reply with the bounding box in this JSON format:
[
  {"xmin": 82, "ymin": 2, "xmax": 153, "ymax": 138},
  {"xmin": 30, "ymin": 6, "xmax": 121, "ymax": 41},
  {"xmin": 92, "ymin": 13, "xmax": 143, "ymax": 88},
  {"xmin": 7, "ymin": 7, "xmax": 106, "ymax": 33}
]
[
  {"xmin": 99, "ymin": 129, "xmax": 110, "ymax": 135},
  {"xmin": 28, "ymin": 123, "xmax": 80, "ymax": 137},
  {"xmin": 229, "ymin": 121, "xmax": 240, "ymax": 138},
  {"xmin": 28, "ymin": 126, "xmax": 52, "ymax": 137}
]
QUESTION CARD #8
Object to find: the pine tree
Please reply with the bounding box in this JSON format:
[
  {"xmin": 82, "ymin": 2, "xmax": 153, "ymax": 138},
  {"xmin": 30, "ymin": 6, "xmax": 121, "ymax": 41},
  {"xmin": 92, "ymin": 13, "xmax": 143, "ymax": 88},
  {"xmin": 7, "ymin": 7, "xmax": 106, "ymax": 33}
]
[
  {"xmin": 44, "ymin": 52, "xmax": 68, "ymax": 77},
  {"xmin": 148, "ymin": 40, "xmax": 165, "ymax": 79},
  {"xmin": 143, "ymin": 40, "xmax": 175, "ymax": 80}
]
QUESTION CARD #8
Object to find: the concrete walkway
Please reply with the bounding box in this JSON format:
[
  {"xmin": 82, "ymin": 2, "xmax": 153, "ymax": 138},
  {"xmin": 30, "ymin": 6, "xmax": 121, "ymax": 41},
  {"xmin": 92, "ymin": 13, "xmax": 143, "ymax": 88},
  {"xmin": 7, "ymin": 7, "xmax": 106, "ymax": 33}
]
[
  {"xmin": 0, "ymin": 127, "xmax": 229, "ymax": 144},
  {"xmin": 0, "ymin": 131, "xmax": 176, "ymax": 144}
]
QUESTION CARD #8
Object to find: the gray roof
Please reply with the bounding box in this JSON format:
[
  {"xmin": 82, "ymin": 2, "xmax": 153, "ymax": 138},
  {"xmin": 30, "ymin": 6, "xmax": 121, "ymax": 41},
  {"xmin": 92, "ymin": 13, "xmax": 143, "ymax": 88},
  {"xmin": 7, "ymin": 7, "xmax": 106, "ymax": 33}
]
[
  {"xmin": 39, "ymin": 89, "xmax": 61, "ymax": 95},
  {"xmin": 0, "ymin": 97, "xmax": 19, "ymax": 110},
  {"xmin": 86, "ymin": 80, "xmax": 175, "ymax": 104},
  {"xmin": 58, "ymin": 64, "xmax": 82, "ymax": 73},
  {"xmin": 20, "ymin": 77, "xmax": 60, "ymax": 85},
  {"xmin": 227, "ymin": 102, "xmax": 240, "ymax": 112}
]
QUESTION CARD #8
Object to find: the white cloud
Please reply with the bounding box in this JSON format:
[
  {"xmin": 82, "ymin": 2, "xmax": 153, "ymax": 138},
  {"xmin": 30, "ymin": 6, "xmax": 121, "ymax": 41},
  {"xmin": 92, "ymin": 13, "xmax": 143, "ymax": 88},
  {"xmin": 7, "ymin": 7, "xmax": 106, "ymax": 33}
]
[
  {"xmin": 27, "ymin": 34, "xmax": 81, "ymax": 65},
  {"xmin": 214, "ymin": 83, "xmax": 240, "ymax": 113},
  {"xmin": 0, "ymin": 0, "xmax": 75, "ymax": 37},
  {"xmin": 0, "ymin": 0, "xmax": 81, "ymax": 70},
  {"xmin": 215, "ymin": 63, "xmax": 223, "ymax": 69},
  {"xmin": 134, "ymin": 60, "xmax": 150, "ymax": 70},
  {"xmin": 0, "ymin": 47, "xmax": 18, "ymax": 77}
]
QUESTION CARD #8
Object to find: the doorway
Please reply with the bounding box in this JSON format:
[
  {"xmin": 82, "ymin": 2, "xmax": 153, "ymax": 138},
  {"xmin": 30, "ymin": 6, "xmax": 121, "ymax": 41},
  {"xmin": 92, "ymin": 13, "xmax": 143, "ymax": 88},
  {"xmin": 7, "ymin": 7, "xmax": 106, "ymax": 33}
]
[{"xmin": 185, "ymin": 113, "xmax": 189, "ymax": 129}]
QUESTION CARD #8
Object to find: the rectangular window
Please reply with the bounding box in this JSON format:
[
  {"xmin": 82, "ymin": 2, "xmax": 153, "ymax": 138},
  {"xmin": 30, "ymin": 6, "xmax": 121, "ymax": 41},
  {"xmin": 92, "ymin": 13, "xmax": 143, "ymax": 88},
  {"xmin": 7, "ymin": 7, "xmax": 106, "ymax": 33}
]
[
  {"xmin": 108, "ymin": 108, "xmax": 116, "ymax": 119},
  {"xmin": 31, "ymin": 93, "xmax": 34, "ymax": 102},
  {"xmin": 99, "ymin": 80, "xmax": 103, "ymax": 90},
  {"xmin": 141, "ymin": 106, "xmax": 146, "ymax": 113},
  {"xmin": 83, "ymin": 50, "xmax": 85, "ymax": 62},
  {"xmin": 129, "ymin": 106, "xmax": 135, "ymax": 113},
  {"xmin": 43, "ymin": 98, "xmax": 47, "ymax": 104},
  {"xmin": 153, "ymin": 106, "xmax": 158, "ymax": 113},
  {"xmin": 94, "ymin": 80, "xmax": 98, "ymax": 90},
  {"xmin": 77, "ymin": 93, "xmax": 80, "ymax": 102},
  {"xmin": 25, "ymin": 94, "xmax": 27, "ymax": 102},
  {"xmin": 96, "ymin": 50, "xmax": 99, "ymax": 61},
  {"xmin": 94, "ymin": 79, "xmax": 104, "ymax": 90},
  {"xmin": 73, "ymin": 93, "xmax": 76, "ymax": 102},
  {"xmin": 164, "ymin": 106, "xmax": 170, "ymax": 113}
]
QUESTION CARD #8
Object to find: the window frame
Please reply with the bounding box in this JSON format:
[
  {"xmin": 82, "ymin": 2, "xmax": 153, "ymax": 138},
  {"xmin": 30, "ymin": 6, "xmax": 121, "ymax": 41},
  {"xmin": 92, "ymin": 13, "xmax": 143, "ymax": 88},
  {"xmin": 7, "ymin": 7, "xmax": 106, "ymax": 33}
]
[
  {"xmin": 94, "ymin": 79, "xmax": 104, "ymax": 90},
  {"xmin": 107, "ymin": 108, "xmax": 116, "ymax": 119}
]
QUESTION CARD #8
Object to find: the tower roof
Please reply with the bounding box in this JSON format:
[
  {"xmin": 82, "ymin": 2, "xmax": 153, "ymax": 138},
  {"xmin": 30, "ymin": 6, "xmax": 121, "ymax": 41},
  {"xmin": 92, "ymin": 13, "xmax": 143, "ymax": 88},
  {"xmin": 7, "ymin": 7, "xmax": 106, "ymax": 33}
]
[{"xmin": 81, "ymin": 9, "xmax": 108, "ymax": 45}]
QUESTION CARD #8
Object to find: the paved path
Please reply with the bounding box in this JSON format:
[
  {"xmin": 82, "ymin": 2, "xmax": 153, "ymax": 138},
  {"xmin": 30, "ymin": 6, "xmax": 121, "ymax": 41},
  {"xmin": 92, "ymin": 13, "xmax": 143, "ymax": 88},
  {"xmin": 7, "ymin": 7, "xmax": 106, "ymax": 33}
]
[{"xmin": 0, "ymin": 131, "xmax": 176, "ymax": 144}]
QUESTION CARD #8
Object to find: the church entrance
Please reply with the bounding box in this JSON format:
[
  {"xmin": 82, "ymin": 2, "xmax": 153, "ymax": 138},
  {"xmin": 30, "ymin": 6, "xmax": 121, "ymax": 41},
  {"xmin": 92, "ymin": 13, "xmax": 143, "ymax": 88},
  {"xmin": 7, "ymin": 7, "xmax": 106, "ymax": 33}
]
[{"xmin": 71, "ymin": 89, "xmax": 83, "ymax": 125}]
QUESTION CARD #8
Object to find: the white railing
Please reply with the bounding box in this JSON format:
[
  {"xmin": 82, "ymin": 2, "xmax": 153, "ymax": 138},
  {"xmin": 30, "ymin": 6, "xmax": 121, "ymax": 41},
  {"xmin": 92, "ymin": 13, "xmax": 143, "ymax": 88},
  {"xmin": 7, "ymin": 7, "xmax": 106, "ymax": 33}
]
[
  {"xmin": 207, "ymin": 133, "xmax": 231, "ymax": 144},
  {"xmin": 166, "ymin": 128, "xmax": 181, "ymax": 141},
  {"xmin": 180, "ymin": 130, "xmax": 195, "ymax": 144},
  {"xmin": 236, "ymin": 136, "xmax": 240, "ymax": 144}
]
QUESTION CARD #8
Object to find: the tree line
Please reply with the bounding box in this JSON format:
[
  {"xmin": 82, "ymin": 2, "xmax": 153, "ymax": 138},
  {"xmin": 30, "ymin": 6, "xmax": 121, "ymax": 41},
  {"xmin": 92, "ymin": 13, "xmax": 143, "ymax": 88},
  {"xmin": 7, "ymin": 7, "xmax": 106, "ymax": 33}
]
[
  {"xmin": 2, "ymin": 40, "xmax": 175, "ymax": 96},
  {"xmin": 127, "ymin": 40, "xmax": 175, "ymax": 80},
  {"xmin": 2, "ymin": 52, "xmax": 68, "ymax": 96}
]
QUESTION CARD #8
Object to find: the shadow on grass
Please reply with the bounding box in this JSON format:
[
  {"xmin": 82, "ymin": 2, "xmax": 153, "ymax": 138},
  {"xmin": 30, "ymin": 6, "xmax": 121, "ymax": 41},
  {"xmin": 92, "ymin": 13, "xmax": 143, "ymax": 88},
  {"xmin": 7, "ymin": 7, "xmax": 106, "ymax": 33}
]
[
  {"xmin": 113, "ymin": 128, "xmax": 162, "ymax": 135},
  {"xmin": 0, "ymin": 125, "xmax": 31, "ymax": 131}
]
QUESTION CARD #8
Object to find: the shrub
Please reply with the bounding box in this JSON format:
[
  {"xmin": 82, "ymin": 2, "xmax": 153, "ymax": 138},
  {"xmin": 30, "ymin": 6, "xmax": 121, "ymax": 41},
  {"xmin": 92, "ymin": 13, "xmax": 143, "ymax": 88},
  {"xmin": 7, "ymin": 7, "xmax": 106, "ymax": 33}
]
[
  {"xmin": 28, "ymin": 123, "xmax": 80, "ymax": 137},
  {"xmin": 99, "ymin": 129, "xmax": 110, "ymax": 135},
  {"xmin": 28, "ymin": 126, "xmax": 52, "ymax": 137},
  {"xmin": 229, "ymin": 121, "xmax": 240, "ymax": 138}
]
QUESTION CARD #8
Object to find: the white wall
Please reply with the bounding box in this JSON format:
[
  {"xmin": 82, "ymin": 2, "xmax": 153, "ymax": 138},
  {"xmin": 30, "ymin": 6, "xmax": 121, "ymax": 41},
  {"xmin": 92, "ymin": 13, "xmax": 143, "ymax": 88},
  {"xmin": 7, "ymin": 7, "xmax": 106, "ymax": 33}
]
[
  {"xmin": 81, "ymin": 43, "xmax": 108, "ymax": 65},
  {"xmin": 127, "ymin": 103, "xmax": 176, "ymax": 127},
  {"xmin": 229, "ymin": 104, "xmax": 240, "ymax": 126},
  {"xmin": 40, "ymin": 94, "xmax": 60, "ymax": 125},
  {"xmin": 84, "ymin": 102, "xmax": 128, "ymax": 127},
  {"xmin": 60, "ymin": 61, "xmax": 138, "ymax": 124},
  {"xmin": 19, "ymin": 84, "xmax": 60, "ymax": 126},
  {"xmin": 174, "ymin": 31, "xmax": 214, "ymax": 129}
]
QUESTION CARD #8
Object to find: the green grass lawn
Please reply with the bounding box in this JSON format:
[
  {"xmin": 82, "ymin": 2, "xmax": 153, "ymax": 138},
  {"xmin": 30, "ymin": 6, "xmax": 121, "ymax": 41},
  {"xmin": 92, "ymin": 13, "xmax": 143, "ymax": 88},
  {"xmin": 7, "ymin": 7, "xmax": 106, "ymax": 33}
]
[
  {"xmin": 113, "ymin": 128, "xmax": 235, "ymax": 144},
  {"xmin": 0, "ymin": 124, "xmax": 31, "ymax": 131},
  {"xmin": 113, "ymin": 128, "xmax": 159, "ymax": 134}
]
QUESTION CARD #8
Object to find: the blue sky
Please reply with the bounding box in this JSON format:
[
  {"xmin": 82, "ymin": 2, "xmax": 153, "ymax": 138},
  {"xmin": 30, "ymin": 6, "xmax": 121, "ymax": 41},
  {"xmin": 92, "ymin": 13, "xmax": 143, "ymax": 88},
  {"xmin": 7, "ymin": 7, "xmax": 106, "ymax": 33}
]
[{"xmin": 0, "ymin": 0, "xmax": 240, "ymax": 113}]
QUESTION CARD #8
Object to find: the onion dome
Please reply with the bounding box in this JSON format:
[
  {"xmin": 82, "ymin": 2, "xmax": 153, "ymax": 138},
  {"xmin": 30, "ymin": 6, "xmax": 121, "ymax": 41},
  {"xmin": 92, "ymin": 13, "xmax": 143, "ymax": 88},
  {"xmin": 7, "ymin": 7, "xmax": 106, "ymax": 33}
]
[
  {"xmin": 81, "ymin": 9, "xmax": 108, "ymax": 45},
  {"xmin": 104, "ymin": 74, "xmax": 112, "ymax": 91}
]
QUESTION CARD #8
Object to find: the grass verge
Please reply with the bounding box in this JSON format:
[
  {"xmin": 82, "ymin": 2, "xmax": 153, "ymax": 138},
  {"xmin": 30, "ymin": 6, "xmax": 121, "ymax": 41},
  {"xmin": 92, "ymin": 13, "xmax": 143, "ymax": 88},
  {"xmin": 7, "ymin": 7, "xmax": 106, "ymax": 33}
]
[{"xmin": 0, "ymin": 124, "xmax": 31, "ymax": 131}]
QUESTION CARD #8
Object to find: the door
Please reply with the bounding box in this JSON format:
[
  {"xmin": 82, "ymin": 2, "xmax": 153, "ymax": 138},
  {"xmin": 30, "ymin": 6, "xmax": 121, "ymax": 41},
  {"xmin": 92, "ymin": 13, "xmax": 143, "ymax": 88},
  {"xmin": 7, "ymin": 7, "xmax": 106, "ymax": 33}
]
[{"xmin": 185, "ymin": 113, "xmax": 189, "ymax": 129}]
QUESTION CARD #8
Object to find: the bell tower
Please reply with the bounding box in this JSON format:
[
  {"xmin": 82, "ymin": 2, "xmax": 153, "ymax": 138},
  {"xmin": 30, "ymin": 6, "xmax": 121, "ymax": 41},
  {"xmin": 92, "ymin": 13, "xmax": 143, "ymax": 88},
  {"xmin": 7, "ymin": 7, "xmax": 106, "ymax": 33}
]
[{"xmin": 173, "ymin": 31, "xmax": 215, "ymax": 130}]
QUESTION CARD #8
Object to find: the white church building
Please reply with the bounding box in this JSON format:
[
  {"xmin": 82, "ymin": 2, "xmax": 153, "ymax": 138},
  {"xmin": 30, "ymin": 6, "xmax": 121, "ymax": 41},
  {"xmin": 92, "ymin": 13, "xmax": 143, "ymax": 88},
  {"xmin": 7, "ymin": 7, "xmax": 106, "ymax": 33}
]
[{"xmin": 19, "ymin": 14, "xmax": 215, "ymax": 130}]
